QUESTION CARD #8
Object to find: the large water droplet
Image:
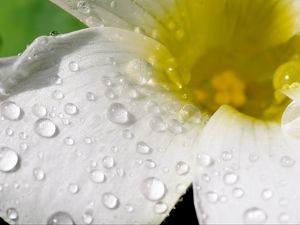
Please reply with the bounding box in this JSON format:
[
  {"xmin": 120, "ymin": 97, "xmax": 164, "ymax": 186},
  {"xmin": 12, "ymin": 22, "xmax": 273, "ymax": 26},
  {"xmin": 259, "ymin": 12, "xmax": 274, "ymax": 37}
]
[
  {"xmin": 90, "ymin": 170, "xmax": 106, "ymax": 183},
  {"xmin": 7, "ymin": 208, "xmax": 18, "ymax": 221},
  {"xmin": 1, "ymin": 101, "xmax": 22, "ymax": 121},
  {"xmin": 102, "ymin": 193, "xmax": 119, "ymax": 209},
  {"xmin": 136, "ymin": 141, "xmax": 152, "ymax": 154},
  {"xmin": 0, "ymin": 147, "xmax": 19, "ymax": 172},
  {"xmin": 107, "ymin": 103, "xmax": 133, "ymax": 124},
  {"xmin": 34, "ymin": 118, "xmax": 58, "ymax": 138},
  {"xmin": 175, "ymin": 161, "xmax": 190, "ymax": 175},
  {"xmin": 243, "ymin": 207, "xmax": 267, "ymax": 224},
  {"xmin": 126, "ymin": 58, "xmax": 152, "ymax": 85},
  {"xmin": 32, "ymin": 104, "xmax": 47, "ymax": 118},
  {"xmin": 47, "ymin": 211, "xmax": 74, "ymax": 225},
  {"xmin": 64, "ymin": 103, "xmax": 78, "ymax": 115},
  {"xmin": 149, "ymin": 116, "xmax": 167, "ymax": 132},
  {"xmin": 141, "ymin": 177, "xmax": 166, "ymax": 201}
]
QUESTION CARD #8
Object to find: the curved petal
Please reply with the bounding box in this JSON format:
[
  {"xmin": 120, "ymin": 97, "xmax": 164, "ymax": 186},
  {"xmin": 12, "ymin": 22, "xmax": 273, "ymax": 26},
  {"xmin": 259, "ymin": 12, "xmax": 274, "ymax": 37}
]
[
  {"xmin": 193, "ymin": 105, "xmax": 300, "ymax": 224},
  {"xmin": 0, "ymin": 27, "xmax": 203, "ymax": 224}
]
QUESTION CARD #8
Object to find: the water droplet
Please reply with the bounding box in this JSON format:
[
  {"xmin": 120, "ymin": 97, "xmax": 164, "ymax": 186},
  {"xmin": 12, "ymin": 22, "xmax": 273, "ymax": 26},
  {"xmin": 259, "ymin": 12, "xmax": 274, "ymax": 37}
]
[
  {"xmin": 64, "ymin": 103, "xmax": 78, "ymax": 115},
  {"xmin": 136, "ymin": 141, "xmax": 152, "ymax": 154},
  {"xmin": 0, "ymin": 147, "xmax": 19, "ymax": 172},
  {"xmin": 175, "ymin": 161, "xmax": 190, "ymax": 175},
  {"xmin": 107, "ymin": 103, "xmax": 133, "ymax": 124},
  {"xmin": 141, "ymin": 177, "xmax": 166, "ymax": 201},
  {"xmin": 68, "ymin": 183, "xmax": 79, "ymax": 194},
  {"xmin": 7, "ymin": 208, "xmax": 18, "ymax": 221},
  {"xmin": 179, "ymin": 104, "xmax": 201, "ymax": 124},
  {"xmin": 222, "ymin": 151, "xmax": 233, "ymax": 161},
  {"xmin": 77, "ymin": 0, "xmax": 91, "ymax": 14},
  {"xmin": 102, "ymin": 193, "xmax": 119, "ymax": 209},
  {"xmin": 280, "ymin": 156, "xmax": 295, "ymax": 167},
  {"xmin": 90, "ymin": 170, "xmax": 106, "ymax": 183},
  {"xmin": 1, "ymin": 101, "xmax": 22, "ymax": 120},
  {"xmin": 261, "ymin": 189, "xmax": 273, "ymax": 200},
  {"xmin": 145, "ymin": 100, "xmax": 160, "ymax": 114},
  {"xmin": 206, "ymin": 191, "xmax": 219, "ymax": 203},
  {"xmin": 84, "ymin": 137, "xmax": 93, "ymax": 145},
  {"xmin": 33, "ymin": 168, "xmax": 45, "ymax": 181},
  {"xmin": 149, "ymin": 116, "xmax": 167, "ymax": 132},
  {"xmin": 232, "ymin": 187, "xmax": 245, "ymax": 198},
  {"xmin": 110, "ymin": 0, "xmax": 117, "ymax": 8},
  {"xmin": 122, "ymin": 129, "xmax": 134, "ymax": 139},
  {"xmin": 243, "ymin": 207, "xmax": 267, "ymax": 224},
  {"xmin": 82, "ymin": 211, "xmax": 93, "ymax": 224},
  {"xmin": 86, "ymin": 92, "xmax": 97, "ymax": 101},
  {"xmin": 125, "ymin": 204, "xmax": 134, "ymax": 213},
  {"xmin": 64, "ymin": 137, "xmax": 75, "ymax": 146},
  {"xmin": 278, "ymin": 213, "xmax": 290, "ymax": 223},
  {"xmin": 52, "ymin": 90, "xmax": 64, "ymax": 100},
  {"xmin": 47, "ymin": 211, "xmax": 74, "ymax": 225},
  {"xmin": 197, "ymin": 154, "xmax": 214, "ymax": 167},
  {"xmin": 104, "ymin": 88, "xmax": 117, "ymax": 99},
  {"xmin": 126, "ymin": 58, "xmax": 152, "ymax": 85},
  {"xmin": 102, "ymin": 156, "xmax": 115, "ymax": 169},
  {"xmin": 167, "ymin": 119, "xmax": 183, "ymax": 134},
  {"xmin": 223, "ymin": 172, "xmax": 239, "ymax": 185},
  {"xmin": 145, "ymin": 159, "xmax": 156, "ymax": 169},
  {"xmin": 69, "ymin": 61, "xmax": 80, "ymax": 72},
  {"xmin": 5, "ymin": 128, "xmax": 14, "ymax": 136},
  {"xmin": 154, "ymin": 202, "xmax": 168, "ymax": 214},
  {"xmin": 34, "ymin": 118, "xmax": 58, "ymax": 138},
  {"xmin": 33, "ymin": 104, "xmax": 47, "ymax": 117}
]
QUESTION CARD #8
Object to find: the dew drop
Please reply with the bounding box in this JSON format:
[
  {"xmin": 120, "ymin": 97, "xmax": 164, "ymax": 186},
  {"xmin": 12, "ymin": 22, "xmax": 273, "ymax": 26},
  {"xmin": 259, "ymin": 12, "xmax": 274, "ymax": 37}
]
[
  {"xmin": 141, "ymin": 177, "xmax": 166, "ymax": 201},
  {"xmin": 261, "ymin": 189, "xmax": 273, "ymax": 200},
  {"xmin": 197, "ymin": 154, "xmax": 214, "ymax": 167},
  {"xmin": 175, "ymin": 161, "xmax": 190, "ymax": 175},
  {"xmin": 64, "ymin": 137, "xmax": 75, "ymax": 146},
  {"xmin": 280, "ymin": 156, "xmax": 296, "ymax": 167},
  {"xmin": 126, "ymin": 58, "xmax": 152, "ymax": 85},
  {"xmin": 223, "ymin": 172, "xmax": 239, "ymax": 185},
  {"xmin": 90, "ymin": 170, "xmax": 106, "ymax": 183},
  {"xmin": 136, "ymin": 141, "xmax": 152, "ymax": 154},
  {"xmin": 86, "ymin": 92, "xmax": 97, "ymax": 101},
  {"xmin": 206, "ymin": 191, "xmax": 219, "ymax": 203},
  {"xmin": 145, "ymin": 159, "xmax": 156, "ymax": 169},
  {"xmin": 33, "ymin": 168, "xmax": 45, "ymax": 181},
  {"xmin": 102, "ymin": 156, "xmax": 115, "ymax": 169},
  {"xmin": 107, "ymin": 103, "xmax": 132, "ymax": 124},
  {"xmin": 7, "ymin": 208, "xmax": 18, "ymax": 221},
  {"xmin": 69, "ymin": 61, "xmax": 80, "ymax": 72},
  {"xmin": 149, "ymin": 116, "xmax": 167, "ymax": 132},
  {"xmin": 52, "ymin": 90, "xmax": 64, "ymax": 100},
  {"xmin": 5, "ymin": 128, "xmax": 14, "ymax": 136},
  {"xmin": 222, "ymin": 151, "xmax": 233, "ymax": 161},
  {"xmin": 82, "ymin": 211, "xmax": 93, "ymax": 224},
  {"xmin": 145, "ymin": 100, "xmax": 160, "ymax": 114},
  {"xmin": 64, "ymin": 103, "xmax": 78, "ymax": 115},
  {"xmin": 176, "ymin": 184, "xmax": 187, "ymax": 194},
  {"xmin": 278, "ymin": 213, "xmax": 290, "ymax": 223},
  {"xmin": 68, "ymin": 183, "xmax": 79, "ymax": 194},
  {"xmin": 179, "ymin": 104, "xmax": 201, "ymax": 124},
  {"xmin": 122, "ymin": 129, "xmax": 134, "ymax": 139},
  {"xmin": 47, "ymin": 211, "xmax": 74, "ymax": 225},
  {"xmin": 0, "ymin": 147, "xmax": 19, "ymax": 172},
  {"xmin": 167, "ymin": 119, "xmax": 183, "ymax": 134},
  {"xmin": 154, "ymin": 202, "xmax": 168, "ymax": 214},
  {"xmin": 125, "ymin": 204, "xmax": 134, "ymax": 213},
  {"xmin": 1, "ymin": 101, "xmax": 22, "ymax": 121},
  {"xmin": 243, "ymin": 207, "xmax": 267, "ymax": 224},
  {"xmin": 34, "ymin": 118, "xmax": 58, "ymax": 138},
  {"xmin": 102, "ymin": 193, "xmax": 119, "ymax": 209},
  {"xmin": 232, "ymin": 187, "xmax": 245, "ymax": 198},
  {"xmin": 104, "ymin": 88, "xmax": 117, "ymax": 99}
]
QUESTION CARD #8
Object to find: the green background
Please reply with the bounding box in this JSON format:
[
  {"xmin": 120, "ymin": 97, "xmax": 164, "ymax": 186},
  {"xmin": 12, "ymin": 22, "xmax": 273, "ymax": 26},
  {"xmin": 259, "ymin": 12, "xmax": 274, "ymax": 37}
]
[{"xmin": 0, "ymin": 0, "xmax": 85, "ymax": 57}]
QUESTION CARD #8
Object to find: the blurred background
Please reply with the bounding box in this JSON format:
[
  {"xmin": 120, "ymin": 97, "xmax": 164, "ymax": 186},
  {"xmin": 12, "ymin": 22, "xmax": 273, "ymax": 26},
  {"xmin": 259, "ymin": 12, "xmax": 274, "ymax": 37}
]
[
  {"xmin": 0, "ymin": 1, "xmax": 199, "ymax": 224},
  {"xmin": 0, "ymin": 0, "xmax": 85, "ymax": 57}
]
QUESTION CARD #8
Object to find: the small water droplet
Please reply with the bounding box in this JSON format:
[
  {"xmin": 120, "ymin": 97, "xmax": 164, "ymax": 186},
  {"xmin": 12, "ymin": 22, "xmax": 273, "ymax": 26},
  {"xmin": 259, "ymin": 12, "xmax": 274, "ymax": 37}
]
[
  {"xmin": 52, "ymin": 90, "xmax": 64, "ymax": 100},
  {"xmin": 179, "ymin": 104, "xmax": 201, "ymax": 124},
  {"xmin": 141, "ymin": 177, "xmax": 166, "ymax": 201},
  {"xmin": 197, "ymin": 154, "xmax": 214, "ymax": 167},
  {"xmin": 1, "ymin": 101, "xmax": 22, "ymax": 121},
  {"xmin": 7, "ymin": 208, "xmax": 18, "ymax": 221},
  {"xmin": 82, "ymin": 211, "xmax": 93, "ymax": 224},
  {"xmin": 167, "ymin": 119, "xmax": 183, "ymax": 134},
  {"xmin": 47, "ymin": 211, "xmax": 74, "ymax": 225},
  {"xmin": 278, "ymin": 212, "xmax": 290, "ymax": 223},
  {"xmin": 64, "ymin": 103, "xmax": 78, "ymax": 115},
  {"xmin": 69, "ymin": 61, "xmax": 80, "ymax": 72},
  {"xmin": 84, "ymin": 137, "xmax": 93, "ymax": 145},
  {"xmin": 107, "ymin": 103, "xmax": 133, "ymax": 124},
  {"xmin": 68, "ymin": 183, "xmax": 79, "ymax": 194},
  {"xmin": 102, "ymin": 193, "xmax": 119, "ymax": 209},
  {"xmin": 280, "ymin": 156, "xmax": 295, "ymax": 167},
  {"xmin": 64, "ymin": 137, "xmax": 75, "ymax": 146},
  {"xmin": 261, "ymin": 189, "xmax": 273, "ymax": 200},
  {"xmin": 86, "ymin": 92, "xmax": 97, "ymax": 101},
  {"xmin": 223, "ymin": 172, "xmax": 239, "ymax": 185},
  {"xmin": 90, "ymin": 170, "xmax": 106, "ymax": 183},
  {"xmin": 222, "ymin": 151, "xmax": 233, "ymax": 161},
  {"xmin": 154, "ymin": 202, "xmax": 168, "ymax": 214},
  {"xmin": 149, "ymin": 116, "xmax": 167, "ymax": 132},
  {"xmin": 33, "ymin": 168, "xmax": 45, "ymax": 181},
  {"xmin": 102, "ymin": 156, "xmax": 115, "ymax": 169},
  {"xmin": 136, "ymin": 141, "xmax": 152, "ymax": 154},
  {"xmin": 0, "ymin": 147, "xmax": 19, "ymax": 172},
  {"xmin": 125, "ymin": 204, "xmax": 134, "ymax": 213},
  {"xmin": 145, "ymin": 159, "xmax": 156, "ymax": 169},
  {"xmin": 145, "ymin": 100, "xmax": 160, "ymax": 114},
  {"xmin": 206, "ymin": 191, "xmax": 219, "ymax": 203},
  {"xmin": 104, "ymin": 88, "xmax": 117, "ymax": 99},
  {"xmin": 232, "ymin": 187, "xmax": 245, "ymax": 198},
  {"xmin": 122, "ymin": 129, "xmax": 134, "ymax": 139},
  {"xmin": 126, "ymin": 58, "xmax": 152, "ymax": 85},
  {"xmin": 175, "ymin": 161, "xmax": 190, "ymax": 175},
  {"xmin": 243, "ymin": 207, "xmax": 267, "ymax": 224},
  {"xmin": 5, "ymin": 128, "xmax": 14, "ymax": 136},
  {"xmin": 34, "ymin": 118, "xmax": 58, "ymax": 138}
]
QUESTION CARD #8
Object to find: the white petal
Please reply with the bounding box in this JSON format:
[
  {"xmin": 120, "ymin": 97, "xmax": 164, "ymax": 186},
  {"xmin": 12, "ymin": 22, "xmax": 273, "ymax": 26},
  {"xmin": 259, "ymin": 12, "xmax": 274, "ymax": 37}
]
[
  {"xmin": 193, "ymin": 105, "xmax": 300, "ymax": 224},
  {"xmin": 0, "ymin": 27, "xmax": 203, "ymax": 224}
]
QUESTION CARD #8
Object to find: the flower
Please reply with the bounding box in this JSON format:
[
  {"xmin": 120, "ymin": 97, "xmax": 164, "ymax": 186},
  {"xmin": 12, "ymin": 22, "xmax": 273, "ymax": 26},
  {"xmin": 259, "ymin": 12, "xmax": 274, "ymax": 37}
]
[{"xmin": 1, "ymin": 0, "xmax": 300, "ymax": 224}]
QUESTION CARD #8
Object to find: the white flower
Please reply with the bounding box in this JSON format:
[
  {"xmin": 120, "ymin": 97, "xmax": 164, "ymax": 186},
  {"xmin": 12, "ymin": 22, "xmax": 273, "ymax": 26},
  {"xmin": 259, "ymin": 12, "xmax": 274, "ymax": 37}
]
[{"xmin": 1, "ymin": 0, "xmax": 300, "ymax": 224}]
